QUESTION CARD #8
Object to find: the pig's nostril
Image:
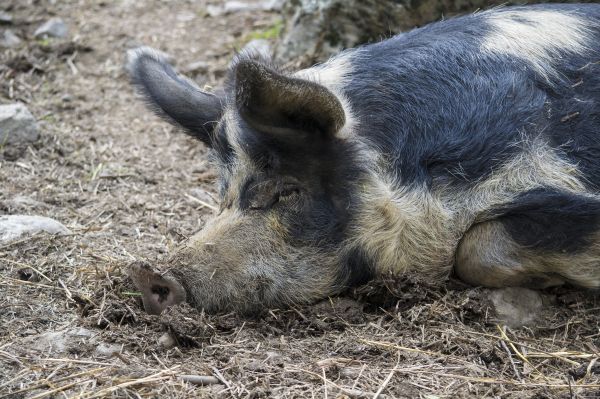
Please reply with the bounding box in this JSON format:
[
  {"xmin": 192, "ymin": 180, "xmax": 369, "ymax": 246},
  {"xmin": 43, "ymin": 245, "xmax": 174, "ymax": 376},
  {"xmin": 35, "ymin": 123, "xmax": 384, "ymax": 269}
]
[{"xmin": 151, "ymin": 285, "xmax": 170, "ymax": 303}]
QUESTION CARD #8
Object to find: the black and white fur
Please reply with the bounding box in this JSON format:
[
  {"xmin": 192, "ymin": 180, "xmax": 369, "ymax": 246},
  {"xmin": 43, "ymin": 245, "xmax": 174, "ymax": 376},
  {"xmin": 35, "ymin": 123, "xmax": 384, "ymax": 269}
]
[{"xmin": 127, "ymin": 4, "xmax": 600, "ymax": 315}]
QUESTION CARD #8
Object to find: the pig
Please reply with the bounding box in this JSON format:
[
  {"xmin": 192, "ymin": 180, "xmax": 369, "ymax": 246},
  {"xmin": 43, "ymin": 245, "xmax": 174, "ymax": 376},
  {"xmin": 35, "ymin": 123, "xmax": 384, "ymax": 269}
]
[{"xmin": 127, "ymin": 3, "xmax": 600, "ymax": 315}]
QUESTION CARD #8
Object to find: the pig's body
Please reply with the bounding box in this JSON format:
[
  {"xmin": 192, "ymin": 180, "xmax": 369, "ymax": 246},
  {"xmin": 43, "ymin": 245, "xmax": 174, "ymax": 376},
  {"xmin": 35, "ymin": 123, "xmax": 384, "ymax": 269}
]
[{"xmin": 128, "ymin": 4, "xmax": 600, "ymax": 315}]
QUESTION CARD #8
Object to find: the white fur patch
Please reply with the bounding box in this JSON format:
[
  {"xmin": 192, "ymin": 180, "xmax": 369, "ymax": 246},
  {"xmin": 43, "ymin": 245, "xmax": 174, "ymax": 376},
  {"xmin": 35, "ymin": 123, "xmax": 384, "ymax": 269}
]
[
  {"xmin": 294, "ymin": 50, "xmax": 359, "ymax": 139},
  {"xmin": 353, "ymin": 136, "xmax": 592, "ymax": 281},
  {"xmin": 481, "ymin": 9, "xmax": 593, "ymax": 79}
]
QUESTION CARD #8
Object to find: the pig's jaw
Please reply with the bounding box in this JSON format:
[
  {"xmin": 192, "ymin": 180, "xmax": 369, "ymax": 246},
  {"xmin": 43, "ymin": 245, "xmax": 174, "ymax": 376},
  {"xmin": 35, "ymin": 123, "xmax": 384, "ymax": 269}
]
[{"xmin": 166, "ymin": 244, "xmax": 346, "ymax": 315}]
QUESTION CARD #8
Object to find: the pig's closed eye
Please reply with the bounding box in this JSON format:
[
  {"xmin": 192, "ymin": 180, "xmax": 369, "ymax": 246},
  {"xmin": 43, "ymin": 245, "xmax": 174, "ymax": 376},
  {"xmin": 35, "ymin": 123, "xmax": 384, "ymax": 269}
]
[{"xmin": 276, "ymin": 187, "xmax": 300, "ymax": 203}]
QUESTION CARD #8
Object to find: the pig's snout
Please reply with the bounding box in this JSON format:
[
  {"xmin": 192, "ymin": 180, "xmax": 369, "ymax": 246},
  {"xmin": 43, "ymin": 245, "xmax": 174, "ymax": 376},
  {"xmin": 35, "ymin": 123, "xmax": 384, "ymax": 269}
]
[{"xmin": 127, "ymin": 262, "xmax": 186, "ymax": 315}]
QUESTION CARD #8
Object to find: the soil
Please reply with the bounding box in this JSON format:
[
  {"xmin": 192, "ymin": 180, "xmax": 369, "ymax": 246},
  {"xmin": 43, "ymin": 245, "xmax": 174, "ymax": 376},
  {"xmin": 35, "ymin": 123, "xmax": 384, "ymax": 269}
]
[{"xmin": 1, "ymin": 1, "xmax": 600, "ymax": 398}]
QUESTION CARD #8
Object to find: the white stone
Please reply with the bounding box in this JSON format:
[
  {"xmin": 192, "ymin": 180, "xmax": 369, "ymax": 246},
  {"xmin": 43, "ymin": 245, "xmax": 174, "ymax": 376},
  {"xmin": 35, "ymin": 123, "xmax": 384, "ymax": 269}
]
[
  {"xmin": 95, "ymin": 343, "xmax": 122, "ymax": 357},
  {"xmin": 0, "ymin": 215, "xmax": 71, "ymax": 243},
  {"xmin": 158, "ymin": 332, "xmax": 176, "ymax": 349},
  {"xmin": 34, "ymin": 17, "xmax": 68, "ymax": 39},
  {"xmin": 0, "ymin": 12, "xmax": 13, "ymax": 24},
  {"xmin": 26, "ymin": 328, "xmax": 95, "ymax": 355},
  {"xmin": 207, "ymin": 1, "xmax": 275, "ymax": 17},
  {"xmin": 0, "ymin": 103, "xmax": 39, "ymax": 145},
  {"xmin": 1, "ymin": 30, "xmax": 21, "ymax": 48},
  {"xmin": 490, "ymin": 287, "xmax": 544, "ymax": 328}
]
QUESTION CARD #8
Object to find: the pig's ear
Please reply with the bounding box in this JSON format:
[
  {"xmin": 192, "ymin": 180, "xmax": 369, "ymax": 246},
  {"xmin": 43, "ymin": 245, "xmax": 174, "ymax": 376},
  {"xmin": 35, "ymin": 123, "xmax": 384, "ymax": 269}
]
[
  {"xmin": 127, "ymin": 47, "xmax": 223, "ymax": 147},
  {"xmin": 235, "ymin": 60, "xmax": 345, "ymax": 138},
  {"xmin": 127, "ymin": 262, "xmax": 186, "ymax": 315}
]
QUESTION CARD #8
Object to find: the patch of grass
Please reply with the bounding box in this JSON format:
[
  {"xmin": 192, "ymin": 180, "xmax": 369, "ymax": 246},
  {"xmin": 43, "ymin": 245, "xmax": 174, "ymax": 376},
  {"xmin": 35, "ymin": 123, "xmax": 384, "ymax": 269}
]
[
  {"xmin": 88, "ymin": 162, "xmax": 104, "ymax": 181},
  {"xmin": 247, "ymin": 19, "xmax": 283, "ymax": 41},
  {"xmin": 236, "ymin": 19, "xmax": 283, "ymax": 50},
  {"xmin": 37, "ymin": 37, "xmax": 51, "ymax": 47}
]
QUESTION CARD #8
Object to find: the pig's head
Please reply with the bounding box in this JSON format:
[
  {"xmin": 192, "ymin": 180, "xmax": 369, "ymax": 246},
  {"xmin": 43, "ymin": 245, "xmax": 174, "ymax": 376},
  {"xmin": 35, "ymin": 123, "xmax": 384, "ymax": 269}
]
[{"xmin": 126, "ymin": 47, "xmax": 372, "ymax": 315}]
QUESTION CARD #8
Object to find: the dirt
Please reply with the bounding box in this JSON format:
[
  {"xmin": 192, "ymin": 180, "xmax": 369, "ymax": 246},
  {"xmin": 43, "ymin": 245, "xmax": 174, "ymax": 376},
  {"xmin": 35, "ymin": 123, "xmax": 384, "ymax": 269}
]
[{"xmin": 1, "ymin": 1, "xmax": 600, "ymax": 398}]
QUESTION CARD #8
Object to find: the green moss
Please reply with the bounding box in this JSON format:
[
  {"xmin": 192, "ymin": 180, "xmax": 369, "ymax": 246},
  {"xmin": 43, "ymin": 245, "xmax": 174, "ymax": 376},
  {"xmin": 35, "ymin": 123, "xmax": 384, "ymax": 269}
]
[
  {"xmin": 239, "ymin": 19, "xmax": 283, "ymax": 48},
  {"xmin": 37, "ymin": 37, "xmax": 51, "ymax": 47}
]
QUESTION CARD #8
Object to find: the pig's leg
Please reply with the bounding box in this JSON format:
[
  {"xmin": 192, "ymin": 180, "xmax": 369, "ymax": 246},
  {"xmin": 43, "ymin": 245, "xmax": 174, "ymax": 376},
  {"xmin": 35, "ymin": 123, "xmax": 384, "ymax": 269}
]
[{"xmin": 455, "ymin": 189, "xmax": 600, "ymax": 289}]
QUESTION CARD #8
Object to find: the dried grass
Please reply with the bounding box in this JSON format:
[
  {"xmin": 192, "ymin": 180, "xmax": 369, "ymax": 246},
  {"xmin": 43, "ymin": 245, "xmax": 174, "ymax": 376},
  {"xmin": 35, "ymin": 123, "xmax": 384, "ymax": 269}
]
[{"xmin": 1, "ymin": 0, "xmax": 600, "ymax": 398}]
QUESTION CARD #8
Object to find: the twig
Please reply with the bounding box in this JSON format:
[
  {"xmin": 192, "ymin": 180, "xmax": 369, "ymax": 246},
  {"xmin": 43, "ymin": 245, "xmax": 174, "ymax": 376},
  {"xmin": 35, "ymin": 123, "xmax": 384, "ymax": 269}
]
[
  {"xmin": 287, "ymin": 367, "xmax": 381, "ymax": 398},
  {"xmin": 0, "ymin": 367, "xmax": 107, "ymax": 398},
  {"xmin": 29, "ymin": 380, "xmax": 93, "ymax": 399},
  {"xmin": 73, "ymin": 366, "xmax": 180, "ymax": 399},
  {"xmin": 3, "ymin": 259, "xmax": 52, "ymax": 282},
  {"xmin": 373, "ymin": 367, "xmax": 395, "ymax": 399},
  {"xmin": 463, "ymin": 329, "xmax": 582, "ymax": 366},
  {"xmin": 180, "ymin": 375, "xmax": 221, "ymax": 386},
  {"xmin": 500, "ymin": 339, "xmax": 522, "ymax": 381},
  {"xmin": 394, "ymin": 368, "xmax": 600, "ymax": 388},
  {"xmin": 185, "ymin": 193, "xmax": 218, "ymax": 211},
  {"xmin": 16, "ymin": 357, "xmax": 115, "ymax": 366},
  {"xmin": 211, "ymin": 366, "xmax": 232, "ymax": 391}
]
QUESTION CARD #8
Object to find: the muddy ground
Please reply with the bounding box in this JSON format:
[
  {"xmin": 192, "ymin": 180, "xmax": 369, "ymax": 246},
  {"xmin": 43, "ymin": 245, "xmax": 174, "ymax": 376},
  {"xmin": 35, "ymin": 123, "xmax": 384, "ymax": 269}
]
[{"xmin": 1, "ymin": 1, "xmax": 600, "ymax": 398}]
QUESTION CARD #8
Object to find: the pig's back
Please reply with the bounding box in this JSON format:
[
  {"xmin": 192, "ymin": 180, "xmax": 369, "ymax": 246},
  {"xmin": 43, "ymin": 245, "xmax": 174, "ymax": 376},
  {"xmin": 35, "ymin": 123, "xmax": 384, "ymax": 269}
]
[{"xmin": 341, "ymin": 4, "xmax": 600, "ymax": 191}]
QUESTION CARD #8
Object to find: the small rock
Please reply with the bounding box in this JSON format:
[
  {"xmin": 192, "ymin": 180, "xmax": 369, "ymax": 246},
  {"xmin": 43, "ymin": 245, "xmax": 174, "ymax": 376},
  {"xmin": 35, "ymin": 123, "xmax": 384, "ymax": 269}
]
[
  {"xmin": 180, "ymin": 375, "xmax": 221, "ymax": 386},
  {"xmin": 0, "ymin": 215, "xmax": 71, "ymax": 243},
  {"xmin": 0, "ymin": 12, "xmax": 12, "ymax": 24},
  {"xmin": 490, "ymin": 287, "xmax": 544, "ymax": 328},
  {"xmin": 207, "ymin": 1, "xmax": 269, "ymax": 17},
  {"xmin": 183, "ymin": 60, "xmax": 210, "ymax": 74},
  {"xmin": 95, "ymin": 343, "xmax": 122, "ymax": 357},
  {"xmin": 176, "ymin": 11, "xmax": 196, "ymax": 22},
  {"xmin": 224, "ymin": 1, "xmax": 260, "ymax": 13},
  {"xmin": 1, "ymin": 30, "xmax": 21, "ymax": 47},
  {"xmin": 262, "ymin": 0, "xmax": 284, "ymax": 11},
  {"xmin": 34, "ymin": 17, "xmax": 68, "ymax": 39},
  {"xmin": 25, "ymin": 328, "xmax": 96, "ymax": 355},
  {"xmin": 158, "ymin": 332, "xmax": 176, "ymax": 349},
  {"xmin": 0, "ymin": 103, "xmax": 39, "ymax": 145}
]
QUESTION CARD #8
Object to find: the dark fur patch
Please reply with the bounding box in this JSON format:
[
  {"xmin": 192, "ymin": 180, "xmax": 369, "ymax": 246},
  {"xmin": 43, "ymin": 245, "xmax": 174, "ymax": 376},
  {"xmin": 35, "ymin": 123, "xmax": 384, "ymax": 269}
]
[
  {"xmin": 235, "ymin": 60, "xmax": 345, "ymax": 137},
  {"xmin": 342, "ymin": 247, "xmax": 374, "ymax": 288},
  {"xmin": 493, "ymin": 188, "xmax": 600, "ymax": 253},
  {"xmin": 341, "ymin": 4, "xmax": 600, "ymax": 189},
  {"xmin": 544, "ymin": 60, "xmax": 600, "ymax": 192},
  {"xmin": 127, "ymin": 48, "xmax": 224, "ymax": 146}
]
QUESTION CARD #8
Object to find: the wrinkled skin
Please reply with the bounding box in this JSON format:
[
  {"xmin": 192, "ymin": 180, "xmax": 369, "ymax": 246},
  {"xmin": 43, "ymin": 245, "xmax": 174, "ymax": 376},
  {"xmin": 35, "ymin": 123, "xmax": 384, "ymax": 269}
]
[{"xmin": 126, "ymin": 47, "xmax": 369, "ymax": 315}]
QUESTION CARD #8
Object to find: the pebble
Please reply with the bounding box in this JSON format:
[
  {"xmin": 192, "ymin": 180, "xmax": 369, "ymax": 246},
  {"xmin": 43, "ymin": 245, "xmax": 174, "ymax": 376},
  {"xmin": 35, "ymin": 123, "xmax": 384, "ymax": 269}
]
[
  {"xmin": 490, "ymin": 287, "xmax": 544, "ymax": 327},
  {"xmin": 25, "ymin": 328, "xmax": 96, "ymax": 355},
  {"xmin": 206, "ymin": 1, "xmax": 277, "ymax": 17},
  {"xmin": 158, "ymin": 332, "xmax": 176, "ymax": 349},
  {"xmin": 0, "ymin": 103, "xmax": 39, "ymax": 145},
  {"xmin": 0, "ymin": 12, "xmax": 12, "ymax": 24},
  {"xmin": 0, "ymin": 215, "xmax": 71, "ymax": 243},
  {"xmin": 34, "ymin": 17, "xmax": 68, "ymax": 39},
  {"xmin": 95, "ymin": 343, "xmax": 122, "ymax": 357},
  {"xmin": 0, "ymin": 29, "xmax": 21, "ymax": 48}
]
